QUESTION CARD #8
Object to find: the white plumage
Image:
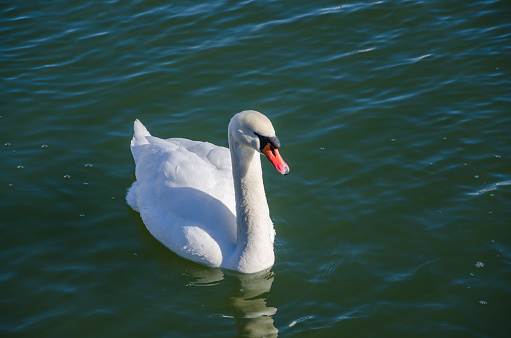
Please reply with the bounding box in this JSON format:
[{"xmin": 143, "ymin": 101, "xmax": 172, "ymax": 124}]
[{"xmin": 127, "ymin": 110, "xmax": 289, "ymax": 273}]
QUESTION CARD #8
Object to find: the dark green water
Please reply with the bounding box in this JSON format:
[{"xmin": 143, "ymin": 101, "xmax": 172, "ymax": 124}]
[{"xmin": 1, "ymin": 0, "xmax": 510, "ymax": 336}]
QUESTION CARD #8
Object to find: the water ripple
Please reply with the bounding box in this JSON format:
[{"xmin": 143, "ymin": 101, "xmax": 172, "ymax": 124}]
[{"xmin": 2, "ymin": 0, "xmax": 511, "ymax": 336}]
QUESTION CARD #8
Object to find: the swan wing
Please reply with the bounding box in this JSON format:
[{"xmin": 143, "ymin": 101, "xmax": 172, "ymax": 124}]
[{"xmin": 127, "ymin": 121, "xmax": 237, "ymax": 266}]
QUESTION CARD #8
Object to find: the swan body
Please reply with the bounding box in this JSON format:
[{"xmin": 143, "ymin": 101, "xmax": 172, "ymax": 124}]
[{"xmin": 127, "ymin": 110, "xmax": 289, "ymax": 273}]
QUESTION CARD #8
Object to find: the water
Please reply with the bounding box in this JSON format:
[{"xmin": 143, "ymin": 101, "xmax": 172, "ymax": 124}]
[{"xmin": 1, "ymin": 0, "xmax": 510, "ymax": 336}]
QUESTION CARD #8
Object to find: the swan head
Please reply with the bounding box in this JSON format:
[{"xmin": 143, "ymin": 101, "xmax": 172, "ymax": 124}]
[{"xmin": 229, "ymin": 110, "xmax": 290, "ymax": 175}]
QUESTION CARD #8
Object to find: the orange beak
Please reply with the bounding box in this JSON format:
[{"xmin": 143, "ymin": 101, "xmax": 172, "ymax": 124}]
[{"xmin": 262, "ymin": 144, "xmax": 289, "ymax": 175}]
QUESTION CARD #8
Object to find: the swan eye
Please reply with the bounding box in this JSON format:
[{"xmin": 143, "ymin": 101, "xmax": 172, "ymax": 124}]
[{"xmin": 254, "ymin": 132, "xmax": 280, "ymax": 152}]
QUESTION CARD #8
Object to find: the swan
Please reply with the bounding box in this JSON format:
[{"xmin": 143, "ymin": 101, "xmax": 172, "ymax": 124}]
[{"xmin": 126, "ymin": 110, "xmax": 289, "ymax": 273}]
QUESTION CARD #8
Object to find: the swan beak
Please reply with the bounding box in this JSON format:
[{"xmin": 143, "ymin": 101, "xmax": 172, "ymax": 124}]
[{"xmin": 262, "ymin": 144, "xmax": 290, "ymax": 175}]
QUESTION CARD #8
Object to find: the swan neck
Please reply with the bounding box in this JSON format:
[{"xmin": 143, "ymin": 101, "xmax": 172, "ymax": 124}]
[{"xmin": 229, "ymin": 136, "xmax": 274, "ymax": 272}]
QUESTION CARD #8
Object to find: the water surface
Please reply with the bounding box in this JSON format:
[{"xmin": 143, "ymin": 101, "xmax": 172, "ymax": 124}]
[{"xmin": 1, "ymin": 0, "xmax": 510, "ymax": 336}]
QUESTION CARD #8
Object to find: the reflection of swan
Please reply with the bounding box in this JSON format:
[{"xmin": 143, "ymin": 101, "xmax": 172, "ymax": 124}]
[
  {"xmin": 185, "ymin": 267, "xmax": 278, "ymax": 337},
  {"xmin": 225, "ymin": 271, "xmax": 278, "ymax": 338},
  {"xmin": 127, "ymin": 111, "xmax": 289, "ymax": 273}
]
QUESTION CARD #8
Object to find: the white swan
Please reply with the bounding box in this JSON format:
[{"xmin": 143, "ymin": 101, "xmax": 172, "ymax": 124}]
[{"xmin": 127, "ymin": 110, "xmax": 289, "ymax": 273}]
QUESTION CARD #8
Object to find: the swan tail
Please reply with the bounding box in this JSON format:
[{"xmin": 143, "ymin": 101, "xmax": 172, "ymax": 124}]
[
  {"xmin": 126, "ymin": 182, "xmax": 139, "ymax": 212},
  {"xmin": 130, "ymin": 119, "xmax": 151, "ymax": 162}
]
